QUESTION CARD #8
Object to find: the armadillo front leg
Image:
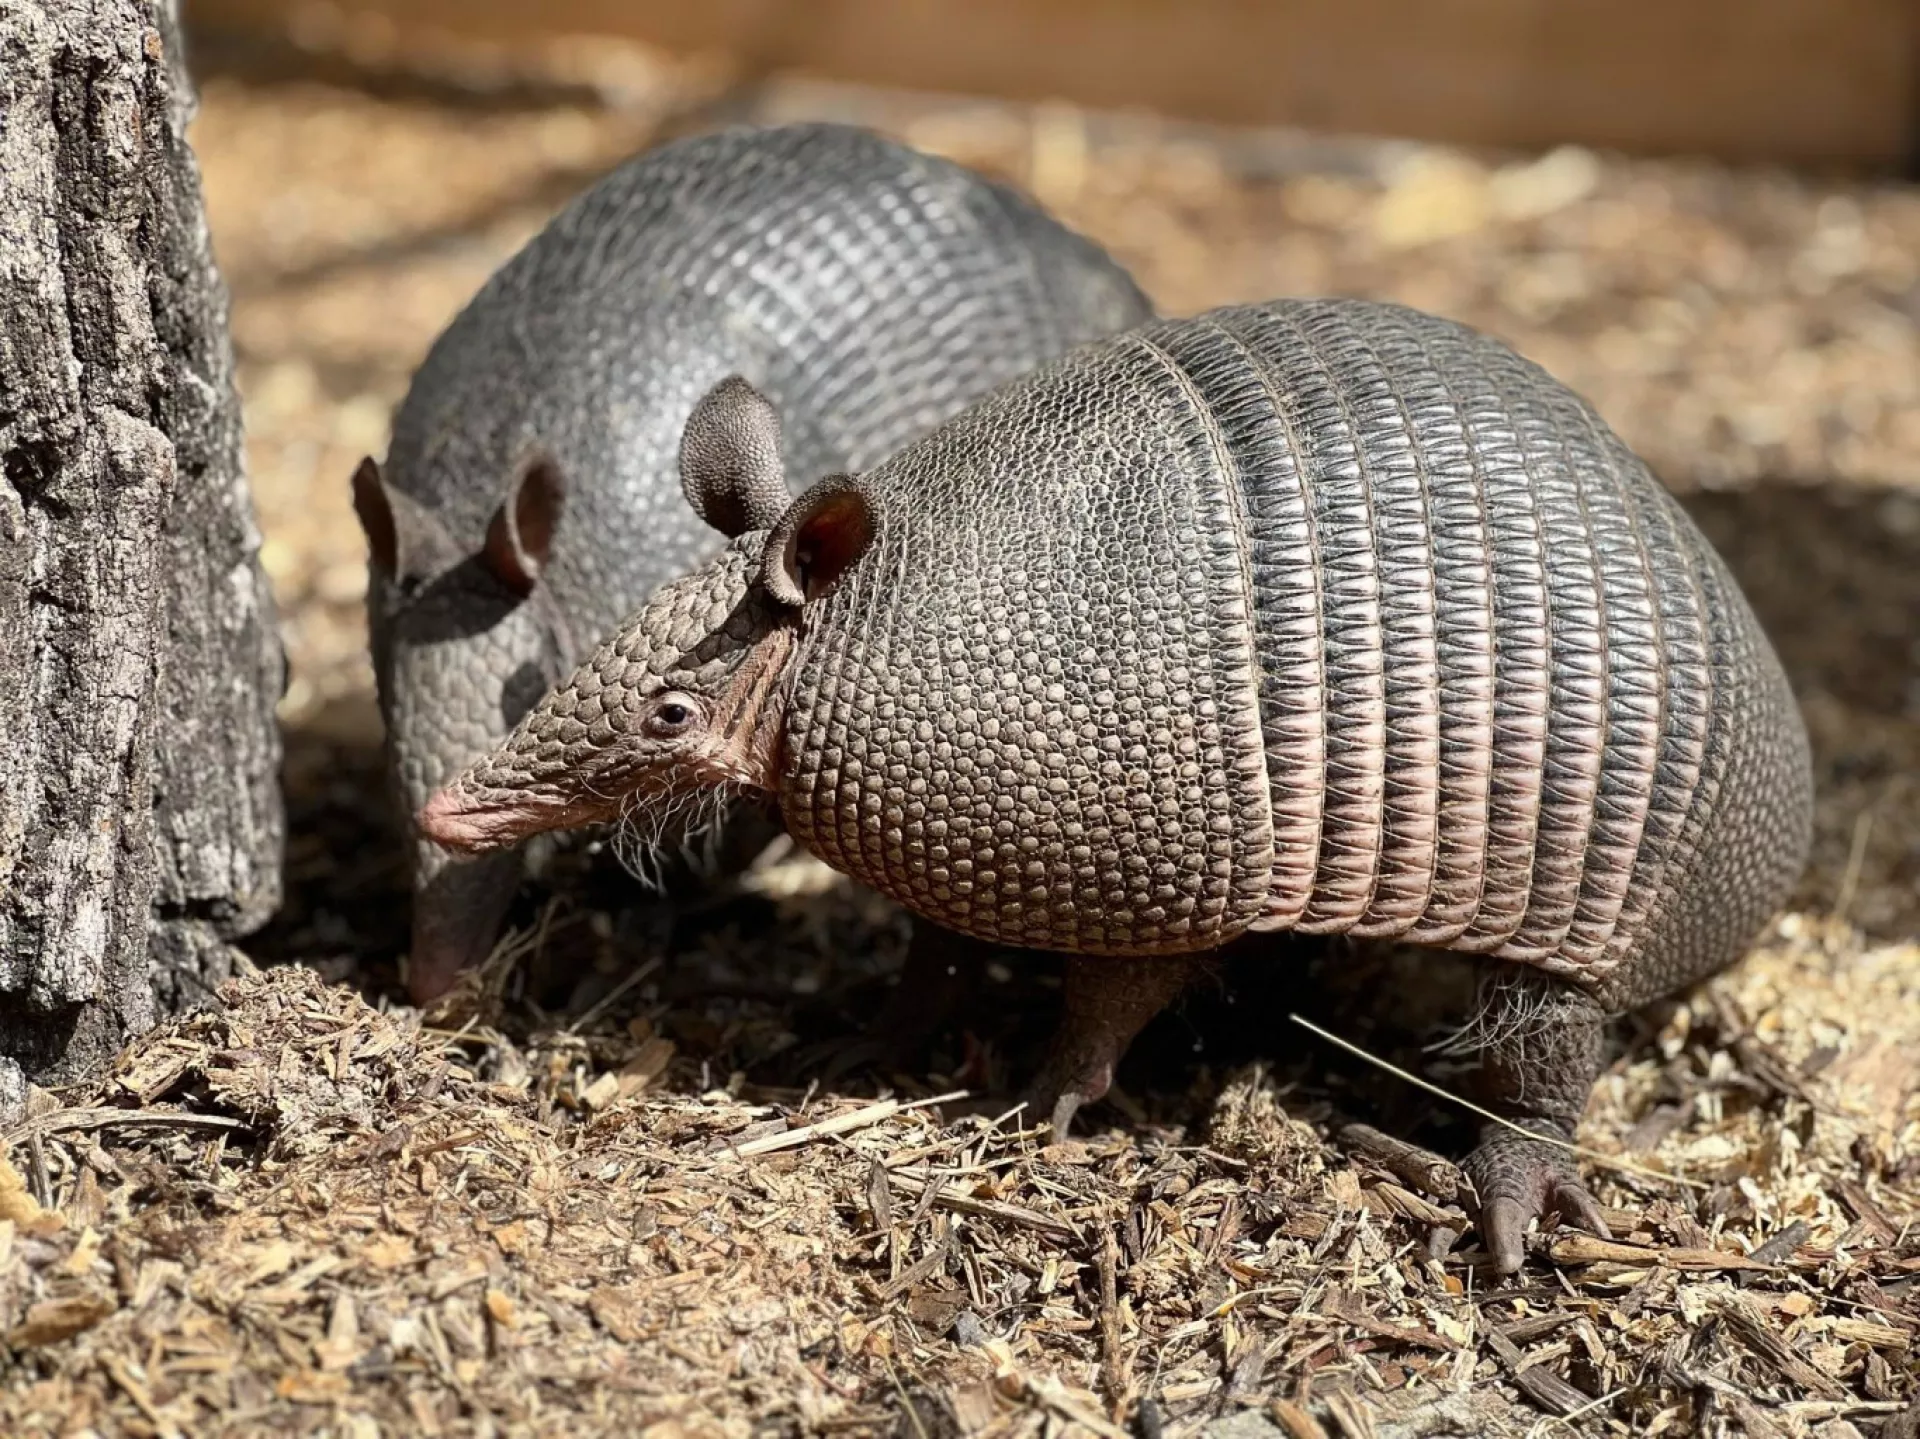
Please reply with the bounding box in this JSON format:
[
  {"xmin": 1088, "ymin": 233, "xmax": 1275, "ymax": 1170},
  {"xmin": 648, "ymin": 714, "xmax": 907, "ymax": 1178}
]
[
  {"xmin": 1024, "ymin": 955, "xmax": 1201, "ymax": 1137},
  {"xmin": 1461, "ymin": 969, "xmax": 1613, "ymax": 1274},
  {"xmin": 812, "ymin": 921, "xmax": 990, "ymax": 1082}
]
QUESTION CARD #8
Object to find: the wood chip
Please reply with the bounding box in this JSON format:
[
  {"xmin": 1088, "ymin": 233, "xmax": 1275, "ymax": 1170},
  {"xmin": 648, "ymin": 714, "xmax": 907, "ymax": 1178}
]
[
  {"xmin": 1336, "ymin": 1123, "xmax": 1463, "ymax": 1201},
  {"xmin": 1370, "ymin": 1180, "xmax": 1465, "ymax": 1228},
  {"xmin": 1484, "ymin": 1324, "xmax": 1593, "ymax": 1418},
  {"xmin": 0, "ymin": 1153, "xmax": 62, "ymax": 1235},
  {"xmin": 876, "ymin": 1218, "xmax": 951, "ymax": 1302},
  {"xmin": 885, "ymin": 1172, "xmax": 1077, "ymax": 1241},
  {"xmin": 1714, "ymin": 1291, "xmax": 1851, "ymax": 1399},
  {"xmin": 1321, "ymin": 1285, "xmax": 1462, "ymax": 1353},
  {"xmin": 1549, "ymin": 1234, "xmax": 1774, "ymax": 1271},
  {"xmin": 1096, "ymin": 1223, "xmax": 1128, "ymax": 1405},
  {"xmin": 4, "ymin": 1108, "xmax": 247, "ymax": 1147},
  {"xmin": 1270, "ymin": 1397, "xmax": 1332, "ymax": 1439},
  {"xmin": 1836, "ymin": 1179, "xmax": 1900, "ymax": 1244},
  {"xmin": 1737, "ymin": 1219, "xmax": 1814, "ymax": 1286},
  {"xmin": 7, "ymin": 1289, "xmax": 117, "ymax": 1347}
]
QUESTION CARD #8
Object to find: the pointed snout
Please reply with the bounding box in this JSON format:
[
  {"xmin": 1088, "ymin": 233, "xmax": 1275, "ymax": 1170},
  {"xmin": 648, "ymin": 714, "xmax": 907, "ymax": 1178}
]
[
  {"xmin": 417, "ymin": 784, "xmax": 556, "ymax": 854},
  {"xmin": 406, "ymin": 846, "xmax": 522, "ymax": 1005}
]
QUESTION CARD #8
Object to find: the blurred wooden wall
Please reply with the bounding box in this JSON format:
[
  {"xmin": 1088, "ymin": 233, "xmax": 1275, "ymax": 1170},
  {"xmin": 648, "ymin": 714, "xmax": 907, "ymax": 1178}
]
[{"xmin": 185, "ymin": 0, "xmax": 1919, "ymax": 167}]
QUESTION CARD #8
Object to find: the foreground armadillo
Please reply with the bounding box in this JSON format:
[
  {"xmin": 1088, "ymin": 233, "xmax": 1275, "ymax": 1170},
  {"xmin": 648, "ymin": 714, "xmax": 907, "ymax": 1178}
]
[
  {"xmin": 353, "ymin": 122, "xmax": 1151, "ymax": 1003},
  {"xmin": 419, "ymin": 299, "xmax": 1812, "ymax": 1271}
]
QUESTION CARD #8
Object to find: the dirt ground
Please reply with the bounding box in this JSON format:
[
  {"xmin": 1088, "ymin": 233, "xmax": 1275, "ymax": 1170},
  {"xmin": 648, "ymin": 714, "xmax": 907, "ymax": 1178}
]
[{"xmin": 2, "ymin": 28, "xmax": 1919, "ymax": 1439}]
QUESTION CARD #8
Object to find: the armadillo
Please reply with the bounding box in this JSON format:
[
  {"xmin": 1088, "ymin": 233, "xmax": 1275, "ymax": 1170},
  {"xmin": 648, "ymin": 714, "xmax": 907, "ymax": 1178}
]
[
  {"xmin": 352, "ymin": 122, "xmax": 1151, "ymax": 1003},
  {"xmin": 418, "ymin": 299, "xmax": 1813, "ymax": 1271}
]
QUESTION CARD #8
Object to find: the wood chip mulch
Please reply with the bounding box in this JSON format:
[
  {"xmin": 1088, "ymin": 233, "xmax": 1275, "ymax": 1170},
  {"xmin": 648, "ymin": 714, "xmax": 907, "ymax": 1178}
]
[{"xmin": 2, "ymin": 899, "xmax": 1915, "ymax": 1436}]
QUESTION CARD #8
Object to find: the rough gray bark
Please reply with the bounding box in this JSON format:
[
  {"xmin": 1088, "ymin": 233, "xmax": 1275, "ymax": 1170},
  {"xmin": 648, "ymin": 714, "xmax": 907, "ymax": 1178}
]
[{"xmin": 0, "ymin": 0, "xmax": 283, "ymax": 1120}]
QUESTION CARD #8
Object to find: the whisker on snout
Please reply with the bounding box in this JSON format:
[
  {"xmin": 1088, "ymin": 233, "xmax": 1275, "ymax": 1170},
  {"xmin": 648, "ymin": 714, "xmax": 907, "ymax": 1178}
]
[{"xmin": 611, "ymin": 782, "xmax": 742, "ymax": 891}]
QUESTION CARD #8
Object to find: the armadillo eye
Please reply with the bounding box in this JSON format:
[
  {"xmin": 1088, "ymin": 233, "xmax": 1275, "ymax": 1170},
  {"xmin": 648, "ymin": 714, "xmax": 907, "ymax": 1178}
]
[{"xmin": 646, "ymin": 693, "xmax": 700, "ymax": 736}]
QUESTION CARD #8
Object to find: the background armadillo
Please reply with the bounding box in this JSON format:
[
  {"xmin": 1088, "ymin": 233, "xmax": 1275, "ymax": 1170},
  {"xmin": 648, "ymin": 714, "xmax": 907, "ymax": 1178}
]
[
  {"xmin": 422, "ymin": 298, "xmax": 1813, "ymax": 1270},
  {"xmin": 354, "ymin": 121, "xmax": 1152, "ymax": 1003}
]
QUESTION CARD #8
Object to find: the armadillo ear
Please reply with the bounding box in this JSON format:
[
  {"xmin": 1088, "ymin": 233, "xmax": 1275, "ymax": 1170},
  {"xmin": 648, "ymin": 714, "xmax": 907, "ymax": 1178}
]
[
  {"xmin": 680, "ymin": 376, "xmax": 790, "ymax": 538},
  {"xmin": 483, "ymin": 452, "xmax": 567, "ymax": 597},
  {"xmin": 352, "ymin": 456, "xmax": 462, "ymax": 581},
  {"xmin": 351, "ymin": 456, "xmax": 399, "ymax": 573},
  {"xmin": 762, "ymin": 475, "xmax": 876, "ymax": 607}
]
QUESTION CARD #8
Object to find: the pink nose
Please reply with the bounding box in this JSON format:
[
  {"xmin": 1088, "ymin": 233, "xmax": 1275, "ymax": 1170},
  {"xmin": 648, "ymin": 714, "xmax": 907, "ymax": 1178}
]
[
  {"xmin": 408, "ymin": 927, "xmax": 489, "ymax": 1005},
  {"xmin": 416, "ymin": 788, "xmax": 495, "ymax": 852}
]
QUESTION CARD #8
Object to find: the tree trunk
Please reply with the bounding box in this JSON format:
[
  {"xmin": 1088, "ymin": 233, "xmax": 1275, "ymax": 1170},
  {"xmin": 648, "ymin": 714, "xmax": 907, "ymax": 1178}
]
[{"xmin": 0, "ymin": 0, "xmax": 283, "ymax": 1121}]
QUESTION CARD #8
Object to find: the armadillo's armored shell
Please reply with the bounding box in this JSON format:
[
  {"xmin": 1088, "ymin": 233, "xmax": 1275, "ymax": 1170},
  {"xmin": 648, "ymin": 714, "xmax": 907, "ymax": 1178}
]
[
  {"xmin": 385, "ymin": 122, "xmax": 1154, "ymax": 640},
  {"xmin": 778, "ymin": 301, "xmax": 1812, "ymax": 986},
  {"xmin": 783, "ymin": 337, "xmax": 1279, "ymax": 953}
]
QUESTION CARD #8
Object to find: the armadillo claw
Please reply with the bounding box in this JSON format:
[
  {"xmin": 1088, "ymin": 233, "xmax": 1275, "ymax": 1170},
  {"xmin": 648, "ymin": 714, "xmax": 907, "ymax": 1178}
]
[
  {"xmin": 1047, "ymin": 1088, "xmax": 1087, "ymax": 1140},
  {"xmin": 1018, "ymin": 1050, "xmax": 1114, "ymax": 1140},
  {"xmin": 1465, "ymin": 1130, "xmax": 1610, "ymax": 1275},
  {"xmin": 1000, "ymin": 1082, "xmax": 1090, "ymax": 1139}
]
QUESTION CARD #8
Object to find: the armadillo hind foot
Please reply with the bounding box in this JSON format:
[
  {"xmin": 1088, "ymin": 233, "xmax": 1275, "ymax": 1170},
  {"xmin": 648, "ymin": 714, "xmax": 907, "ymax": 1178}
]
[
  {"xmin": 1468, "ymin": 1127, "xmax": 1610, "ymax": 1276},
  {"xmin": 1458, "ymin": 968, "xmax": 1612, "ymax": 1273}
]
